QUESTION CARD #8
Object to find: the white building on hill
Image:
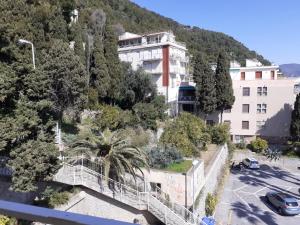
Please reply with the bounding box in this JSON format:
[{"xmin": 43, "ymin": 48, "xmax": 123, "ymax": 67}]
[{"xmin": 118, "ymin": 31, "xmax": 189, "ymax": 115}]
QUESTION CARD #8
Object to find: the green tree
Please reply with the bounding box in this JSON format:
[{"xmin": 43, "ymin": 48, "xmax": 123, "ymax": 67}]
[
  {"xmin": 118, "ymin": 63, "xmax": 156, "ymax": 109},
  {"xmin": 69, "ymin": 129, "xmax": 148, "ymax": 183},
  {"xmin": 209, "ymin": 123, "xmax": 230, "ymax": 145},
  {"xmin": 41, "ymin": 39, "xmax": 87, "ymax": 121},
  {"xmin": 215, "ymin": 52, "xmax": 235, "ymax": 122},
  {"xmin": 290, "ymin": 93, "xmax": 300, "ymax": 141},
  {"xmin": 193, "ymin": 53, "xmax": 217, "ymax": 116},
  {"xmin": 160, "ymin": 112, "xmax": 210, "ymax": 156},
  {"xmin": 89, "ymin": 36, "xmax": 110, "ymax": 103},
  {"xmin": 104, "ymin": 20, "xmax": 122, "ymax": 103},
  {"xmin": 133, "ymin": 96, "xmax": 167, "ymax": 130},
  {"xmin": 9, "ymin": 138, "xmax": 59, "ymax": 192},
  {"xmin": 73, "ymin": 23, "xmax": 85, "ymax": 65}
]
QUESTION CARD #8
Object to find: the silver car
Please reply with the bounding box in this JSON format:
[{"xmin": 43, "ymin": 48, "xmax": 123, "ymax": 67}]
[
  {"xmin": 266, "ymin": 192, "xmax": 300, "ymax": 215},
  {"xmin": 242, "ymin": 157, "xmax": 260, "ymax": 169}
]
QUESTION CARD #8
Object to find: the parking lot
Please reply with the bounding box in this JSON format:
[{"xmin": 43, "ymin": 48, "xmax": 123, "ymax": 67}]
[{"xmin": 214, "ymin": 162, "xmax": 300, "ymax": 225}]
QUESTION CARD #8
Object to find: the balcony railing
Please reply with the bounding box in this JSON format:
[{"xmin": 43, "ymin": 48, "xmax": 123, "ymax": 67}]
[{"xmin": 178, "ymin": 96, "xmax": 196, "ymax": 102}]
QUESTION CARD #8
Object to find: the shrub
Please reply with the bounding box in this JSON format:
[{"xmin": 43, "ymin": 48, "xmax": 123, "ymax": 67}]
[
  {"xmin": 205, "ymin": 193, "xmax": 217, "ymax": 216},
  {"xmin": 48, "ymin": 191, "xmax": 70, "ymax": 208},
  {"xmin": 235, "ymin": 142, "xmax": 246, "ymax": 149},
  {"xmin": 147, "ymin": 146, "xmax": 183, "ymax": 169},
  {"xmin": 0, "ymin": 215, "xmax": 10, "ymax": 225},
  {"xmin": 209, "ymin": 123, "xmax": 230, "ymax": 145},
  {"xmin": 160, "ymin": 112, "xmax": 210, "ymax": 156},
  {"xmin": 125, "ymin": 126, "xmax": 150, "ymax": 147},
  {"xmin": 249, "ymin": 138, "xmax": 268, "ymax": 153}
]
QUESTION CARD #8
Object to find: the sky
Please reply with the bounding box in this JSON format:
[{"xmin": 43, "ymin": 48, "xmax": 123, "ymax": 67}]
[{"xmin": 132, "ymin": 0, "xmax": 300, "ymax": 65}]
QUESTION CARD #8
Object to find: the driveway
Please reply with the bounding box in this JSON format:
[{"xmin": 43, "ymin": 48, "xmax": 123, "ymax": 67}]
[{"xmin": 214, "ymin": 163, "xmax": 300, "ymax": 225}]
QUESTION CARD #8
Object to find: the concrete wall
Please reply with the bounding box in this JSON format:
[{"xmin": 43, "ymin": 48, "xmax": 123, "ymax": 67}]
[
  {"xmin": 57, "ymin": 188, "xmax": 161, "ymax": 225},
  {"xmin": 195, "ymin": 145, "xmax": 229, "ymax": 217},
  {"xmin": 141, "ymin": 160, "xmax": 205, "ymax": 207}
]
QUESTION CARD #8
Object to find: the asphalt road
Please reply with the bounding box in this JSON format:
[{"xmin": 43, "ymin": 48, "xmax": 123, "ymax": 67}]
[{"xmin": 214, "ymin": 163, "xmax": 300, "ymax": 225}]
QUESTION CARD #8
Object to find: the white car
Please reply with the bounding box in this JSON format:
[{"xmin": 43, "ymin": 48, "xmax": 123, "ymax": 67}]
[{"xmin": 242, "ymin": 158, "xmax": 260, "ymax": 169}]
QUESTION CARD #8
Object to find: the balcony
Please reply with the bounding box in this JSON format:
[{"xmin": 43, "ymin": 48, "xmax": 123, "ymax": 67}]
[{"xmin": 178, "ymin": 95, "xmax": 196, "ymax": 102}]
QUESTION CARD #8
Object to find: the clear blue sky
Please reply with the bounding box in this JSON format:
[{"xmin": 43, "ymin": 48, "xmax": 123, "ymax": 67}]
[{"xmin": 132, "ymin": 0, "xmax": 300, "ymax": 64}]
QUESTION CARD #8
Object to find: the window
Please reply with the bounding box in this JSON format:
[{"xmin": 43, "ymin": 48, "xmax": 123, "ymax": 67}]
[
  {"xmin": 257, "ymin": 104, "xmax": 267, "ymax": 114},
  {"xmin": 271, "ymin": 71, "xmax": 275, "ymax": 80},
  {"xmin": 224, "ymin": 120, "xmax": 231, "ymax": 125},
  {"xmin": 256, "ymin": 121, "xmax": 266, "ymax": 129},
  {"xmin": 243, "ymin": 87, "xmax": 250, "ymax": 96},
  {"xmin": 242, "ymin": 121, "xmax": 249, "ymax": 130},
  {"xmin": 241, "ymin": 72, "xmax": 245, "ymax": 80},
  {"xmin": 224, "ymin": 109, "xmax": 231, "ymax": 113},
  {"xmin": 242, "ymin": 104, "xmax": 250, "ymax": 113},
  {"xmin": 257, "ymin": 87, "xmax": 267, "ymax": 96},
  {"xmin": 255, "ymin": 71, "xmax": 262, "ymax": 79}
]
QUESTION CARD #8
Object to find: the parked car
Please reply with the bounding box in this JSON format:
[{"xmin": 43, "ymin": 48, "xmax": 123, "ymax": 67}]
[
  {"xmin": 242, "ymin": 157, "xmax": 260, "ymax": 169},
  {"xmin": 266, "ymin": 192, "xmax": 300, "ymax": 215}
]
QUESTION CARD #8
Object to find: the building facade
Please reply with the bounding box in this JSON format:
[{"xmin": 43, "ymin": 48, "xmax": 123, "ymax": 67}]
[
  {"xmin": 118, "ymin": 31, "xmax": 189, "ymax": 115},
  {"xmin": 223, "ymin": 59, "xmax": 298, "ymax": 143},
  {"xmin": 179, "ymin": 59, "xmax": 299, "ymax": 143}
]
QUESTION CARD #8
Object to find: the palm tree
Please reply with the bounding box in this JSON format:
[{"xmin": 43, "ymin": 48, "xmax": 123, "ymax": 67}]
[{"xmin": 68, "ymin": 129, "xmax": 148, "ymax": 183}]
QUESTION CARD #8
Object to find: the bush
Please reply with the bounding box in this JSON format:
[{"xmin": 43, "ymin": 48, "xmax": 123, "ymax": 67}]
[
  {"xmin": 249, "ymin": 138, "xmax": 268, "ymax": 153},
  {"xmin": 48, "ymin": 191, "xmax": 70, "ymax": 208},
  {"xmin": 209, "ymin": 124, "xmax": 230, "ymax": 145},
  {"xmin": 160, "ymin": 112, "xmax": 210, "ymax": 156},
  {"xmin": 125, "ymin": 126, "xmax": 150, "ymax": 147},
  {"xmin": 235, "ymin": 142, "xmax": 246, "ymax": 149},
  {"xmin": 0, "ymin": 215, "xmax": 10, "ymax": 225},
  {"xmin": 94, "ymin": 105, "xmax": 136, "ymax": 131},
  {"xmin": 147, "ymin": 146, "xmax": 183, "ymax": 169},
  {"xmin": 205, "ymin": 193, "xmax": 217, "ymax": 216}
]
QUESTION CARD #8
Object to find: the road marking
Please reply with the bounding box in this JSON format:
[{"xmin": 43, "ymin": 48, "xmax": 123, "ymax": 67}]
[
  {"xmin": 233, "ymin": 184, "xmax": 248, "ymax": 192},
  {"xmin": 254, "ymin": 186, "xmax": 267, "ymax": 195},
  {"xmin": 233, "ymin": 191, "xmax": 251, "ymax": 209},
  {"xmin": 228, "ymin": 210, "xmax": 232, "ymax": 225}
]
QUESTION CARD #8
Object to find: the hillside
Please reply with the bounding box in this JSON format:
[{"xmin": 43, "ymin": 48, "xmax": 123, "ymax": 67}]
[
  {"xmin": 280, "ymin": 64, "xmax": 300, "ymax": 77},
  {"xmin": 85, "ymin": 0, "xmax": 270, "ymax": 65}
]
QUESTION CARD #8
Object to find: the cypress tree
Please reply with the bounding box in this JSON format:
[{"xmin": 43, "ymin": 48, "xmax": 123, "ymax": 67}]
[
  {"xmin": 90, "ymin": 35, "xmax": 110, "ymax": 103},
  {"xmin": 73, "ymin": 23, "xmax": 85, "ymax": 65},
  {"xmin": 104, "ymin": 19, "xmax": 122, "ymax": 103},
  {"xmin": 290, "ymin": 93, "xmax": 300, "ymax": 141},
  {"xmin": 193, "ymin": 53, "xmax": 217, "ymax": 116},
  {"xmin": 215, "ymin": 52, "xmax": 235, "ymax": 122}
]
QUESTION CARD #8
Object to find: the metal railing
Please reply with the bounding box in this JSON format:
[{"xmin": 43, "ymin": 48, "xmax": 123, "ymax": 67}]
[{"xmin": 54, "ymin": 158, "xmax": 201, "ymax": 225}]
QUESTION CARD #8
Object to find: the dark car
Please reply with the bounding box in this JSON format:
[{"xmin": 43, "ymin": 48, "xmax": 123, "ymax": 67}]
[{"xmin": 266, "ymin": 192, "xmax": 300, "ymax": 215}]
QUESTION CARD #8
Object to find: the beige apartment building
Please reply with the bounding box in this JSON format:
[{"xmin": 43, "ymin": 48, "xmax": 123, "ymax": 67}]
[{"xmin": 212, "ymin": 59, "xmax": 299, "ymax": 143}]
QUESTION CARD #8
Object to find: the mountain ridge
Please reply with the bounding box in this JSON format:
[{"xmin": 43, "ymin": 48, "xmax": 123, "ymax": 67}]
[
  {"xmin": 89, "ymin": 0, "xmax": 271, "ymax": 66},
  {"xmin": 280, "ymin": 63, "xmax": 300, "ymax": 77}
]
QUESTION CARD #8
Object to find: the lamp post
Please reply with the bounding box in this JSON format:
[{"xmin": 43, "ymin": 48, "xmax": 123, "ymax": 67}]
[
  {"xmin": 192, "ymin": 160, "xmax": 199, "ymax": 214},
  {"xmin": 18, "ymin": 39, "xmax": 36, "ymax": 70}
]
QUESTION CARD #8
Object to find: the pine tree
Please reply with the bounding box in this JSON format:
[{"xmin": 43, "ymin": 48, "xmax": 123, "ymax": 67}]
[
  {"xmin": 90, "ymin": 36, "xmax": 110, "ymax": 103},
  {"xmin": 104, "ymin": 19, "xmax": 122, "ymax": 103},
  {"xmin": 215, "ymin": 52, "xmax": 235, "ymax": 122},
  {"xmin": 290, "ymin": 94, "xmax": 300, "ymax": 141},
  {"xmin": 193, "ymin": 53, "xmax": 217, "ymax": 116}
]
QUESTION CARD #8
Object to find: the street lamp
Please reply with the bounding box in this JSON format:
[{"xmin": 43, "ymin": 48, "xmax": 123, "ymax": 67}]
[
  {"xmin": 192, "ymin": 159, "xmax": 199, "ymax": 214},
  {"xmin": 18, "ymin": 39, "xmax": 36, "ymax": 70}
]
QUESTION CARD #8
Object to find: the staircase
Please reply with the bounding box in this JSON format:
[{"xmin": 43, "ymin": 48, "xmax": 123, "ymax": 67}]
[{"xmin": 54, "ymin": 159, "xmax": 201, "ymax": 225}]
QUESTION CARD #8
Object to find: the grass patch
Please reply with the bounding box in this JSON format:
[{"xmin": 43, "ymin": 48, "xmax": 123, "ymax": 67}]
[{"xmin": 164, "ymin": 160, "xmax": 192, "ymax": 173}]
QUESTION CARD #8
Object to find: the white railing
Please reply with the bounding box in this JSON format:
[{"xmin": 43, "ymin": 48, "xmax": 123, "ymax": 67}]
[{"xmin": 54, "ymin": 159, "xmax": 201, "ymax": 225}]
